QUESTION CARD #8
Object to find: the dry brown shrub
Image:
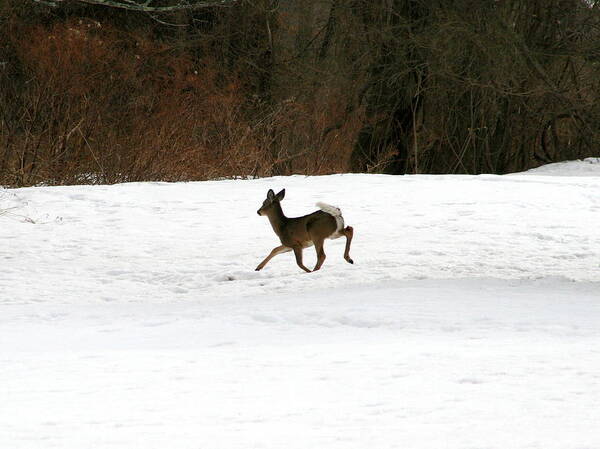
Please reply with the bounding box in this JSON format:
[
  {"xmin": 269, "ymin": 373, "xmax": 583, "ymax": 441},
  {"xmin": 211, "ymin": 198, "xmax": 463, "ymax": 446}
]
[
  {"xmin": 1, "ymin": 19, "xmax": 258, "ymax": 185},
  {"xmin": 0, "ymin": 11, "xmax": 360, "ymax": 186}
]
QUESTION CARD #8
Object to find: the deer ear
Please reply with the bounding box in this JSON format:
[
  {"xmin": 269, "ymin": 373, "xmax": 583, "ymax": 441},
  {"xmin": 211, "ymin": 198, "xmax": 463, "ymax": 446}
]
[
  {"xmin": 275, "ymin": 189, "xmax": 285, "ymax": 201},
  {"xmin": 267, "ymin": 189, "xmax": 275, "ymax": 200}
]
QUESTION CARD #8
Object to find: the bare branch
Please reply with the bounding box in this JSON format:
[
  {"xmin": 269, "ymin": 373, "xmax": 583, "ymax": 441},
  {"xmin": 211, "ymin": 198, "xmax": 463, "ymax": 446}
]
[
  {"xmin": 30, "ymin": 0, "xmax": 60, "ymax": 7},
  {"xmin": 30, "ymin": 0, "xmax": 238, "ymax": 12}
]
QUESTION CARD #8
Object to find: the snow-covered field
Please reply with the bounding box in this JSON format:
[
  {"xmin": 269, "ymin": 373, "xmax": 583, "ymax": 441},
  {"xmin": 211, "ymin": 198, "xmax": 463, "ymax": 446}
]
[{"xmin": 1, "ymin": 159, "xmax": 599, "ymax": 448}]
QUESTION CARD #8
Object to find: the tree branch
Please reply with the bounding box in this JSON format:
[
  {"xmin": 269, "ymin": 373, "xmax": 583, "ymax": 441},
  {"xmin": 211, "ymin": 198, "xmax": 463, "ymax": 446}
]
[{"xmin": 30, "ymin": 0, "xmax": 237, "ymax": 12}]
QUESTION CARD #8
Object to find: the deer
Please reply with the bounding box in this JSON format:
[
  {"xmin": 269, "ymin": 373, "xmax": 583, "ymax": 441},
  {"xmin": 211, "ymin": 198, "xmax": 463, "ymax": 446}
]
[{"xmin": 255, "ymin": 189, "xmax": 354, "ymax": 273}]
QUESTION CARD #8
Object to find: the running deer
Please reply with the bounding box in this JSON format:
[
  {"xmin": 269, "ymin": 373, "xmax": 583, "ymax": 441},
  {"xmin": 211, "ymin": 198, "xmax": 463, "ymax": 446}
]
[{"xmin": 255, "ymin": 189, "xmax": 354, "ymax": 273}]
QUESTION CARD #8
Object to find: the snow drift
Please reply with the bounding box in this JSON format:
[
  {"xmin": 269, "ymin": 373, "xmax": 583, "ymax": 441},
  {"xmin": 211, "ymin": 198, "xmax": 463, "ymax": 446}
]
[{"xmin": 1, "ymin": 160, "xmax": 599, "ymax": 449}]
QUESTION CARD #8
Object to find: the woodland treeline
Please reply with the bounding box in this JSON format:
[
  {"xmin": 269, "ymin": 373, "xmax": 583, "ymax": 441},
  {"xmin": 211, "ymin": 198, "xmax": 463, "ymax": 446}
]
[{"xmin": 1, "ymin": 0, "xmax": 599, "ymax": 186}]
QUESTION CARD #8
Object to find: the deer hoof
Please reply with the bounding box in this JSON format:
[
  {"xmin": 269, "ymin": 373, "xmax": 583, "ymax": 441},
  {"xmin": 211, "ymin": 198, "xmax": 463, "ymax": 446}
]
[{"xmin": 346, "ymin": 258, "xmax": 354, "ymax": 264}]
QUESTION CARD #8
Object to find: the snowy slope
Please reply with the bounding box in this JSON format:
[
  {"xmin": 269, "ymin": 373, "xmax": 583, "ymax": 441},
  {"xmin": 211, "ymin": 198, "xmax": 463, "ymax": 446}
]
[
  {"xmin": 1, "ymin": 160, "xmax": 600, "ymax": 449},
  {"xmin": 2, "ymin": 279, "xmax": 600, "ymax": 449},
  {"xmin": 1, "ymin": 168, "xmax": 599, "ymax": 304},
  {"xmin": 519, "ymin": 157, "xmax": 600, "ymax": 176}
]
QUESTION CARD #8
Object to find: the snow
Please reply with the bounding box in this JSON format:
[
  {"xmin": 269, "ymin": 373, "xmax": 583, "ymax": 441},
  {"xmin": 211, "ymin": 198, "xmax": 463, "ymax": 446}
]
[
  {"xmin": 1, "ymin": 160, "xmax": 600, "ymax": 448},
  {"xmin": 518, "ymin": 157, "xmax": 600, "ymax": 177}
]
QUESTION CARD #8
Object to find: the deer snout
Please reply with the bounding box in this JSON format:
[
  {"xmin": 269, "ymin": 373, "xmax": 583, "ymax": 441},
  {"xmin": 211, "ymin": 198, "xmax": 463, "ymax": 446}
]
[{"xmin": 257, "ymin": 209, "xmax": 262, "ymax": 216}]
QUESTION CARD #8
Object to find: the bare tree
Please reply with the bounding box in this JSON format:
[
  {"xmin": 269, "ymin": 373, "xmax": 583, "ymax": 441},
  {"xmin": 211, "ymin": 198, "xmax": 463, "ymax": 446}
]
[{"xmin": 30, "ymin": 0, "xmax": 237, "ymax": 12}]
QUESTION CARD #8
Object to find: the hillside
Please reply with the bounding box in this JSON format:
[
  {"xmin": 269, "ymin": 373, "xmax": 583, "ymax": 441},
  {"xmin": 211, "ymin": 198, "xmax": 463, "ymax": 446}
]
[{"xmin": 1, "ymin": 161, "xmax": 599, "ymax": 448}]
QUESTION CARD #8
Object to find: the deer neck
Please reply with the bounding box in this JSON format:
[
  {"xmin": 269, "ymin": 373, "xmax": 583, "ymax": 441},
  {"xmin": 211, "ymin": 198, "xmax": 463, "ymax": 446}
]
[{"xmin": 265, "ymin": 203, "xmax": 287, "ymax": 237}]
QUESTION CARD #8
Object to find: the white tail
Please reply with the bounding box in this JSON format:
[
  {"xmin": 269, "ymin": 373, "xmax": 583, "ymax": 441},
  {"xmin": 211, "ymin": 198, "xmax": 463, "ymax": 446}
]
[
  {"xmin": 315, "ymin": 202, "xmax": 344, "ymax": 238},
  {"xmin": 255, "ymin": 189, "xmax": 354, "ymax": 273}
]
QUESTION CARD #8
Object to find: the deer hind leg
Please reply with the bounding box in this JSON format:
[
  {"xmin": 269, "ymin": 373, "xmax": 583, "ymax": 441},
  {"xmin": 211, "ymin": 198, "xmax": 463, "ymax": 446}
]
[
  {"xmin": 255, "ymin": 245, "xmax": 291, "ymax": 271},
  {"xmin": 341, "ymin": 226, "xmax": 354, "ymax": 264},
  {"xmin": 311, "ymin": 236, "xmax": 326, "ymax": 271},
  {"xmin": 292, "ymin": 246, "xmax": 312, "ymax": 273}
]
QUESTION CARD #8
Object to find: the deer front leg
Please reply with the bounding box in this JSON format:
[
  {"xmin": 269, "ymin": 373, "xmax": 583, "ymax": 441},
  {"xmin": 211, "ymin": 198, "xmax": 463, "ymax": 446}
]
[
  {"xmin": 256, "ymin": 245, "xmax": 291, "ymax": 271},
  {"xmin": 293, "ymin": 246, "xmax": 312, "ymax": 273}
]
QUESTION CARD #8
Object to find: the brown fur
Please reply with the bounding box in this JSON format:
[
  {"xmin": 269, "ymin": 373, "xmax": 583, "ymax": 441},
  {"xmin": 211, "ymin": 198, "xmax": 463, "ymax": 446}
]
[{"xmin": 256, "ymin": 189, "xmax": 354, "ymax": 272}]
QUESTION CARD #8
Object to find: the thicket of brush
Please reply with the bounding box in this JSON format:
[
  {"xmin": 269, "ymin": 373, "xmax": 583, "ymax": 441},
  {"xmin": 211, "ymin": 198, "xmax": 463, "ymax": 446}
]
[{"xmin": 1, "ymin": 0, "xmax": 599, "ymax": 186}]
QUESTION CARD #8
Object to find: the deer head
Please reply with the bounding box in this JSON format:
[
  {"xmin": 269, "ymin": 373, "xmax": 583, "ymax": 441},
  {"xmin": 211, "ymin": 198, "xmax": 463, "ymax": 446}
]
[{"xmin": 257, "ymin": 189, "xmax": 285, "ymax": 216}]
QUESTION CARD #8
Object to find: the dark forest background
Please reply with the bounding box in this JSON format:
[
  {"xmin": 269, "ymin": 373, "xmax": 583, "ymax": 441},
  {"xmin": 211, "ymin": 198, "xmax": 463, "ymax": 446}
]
[{"xmin": 1, "ymin": 0, "xmax": 599, "ymax": 186}]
